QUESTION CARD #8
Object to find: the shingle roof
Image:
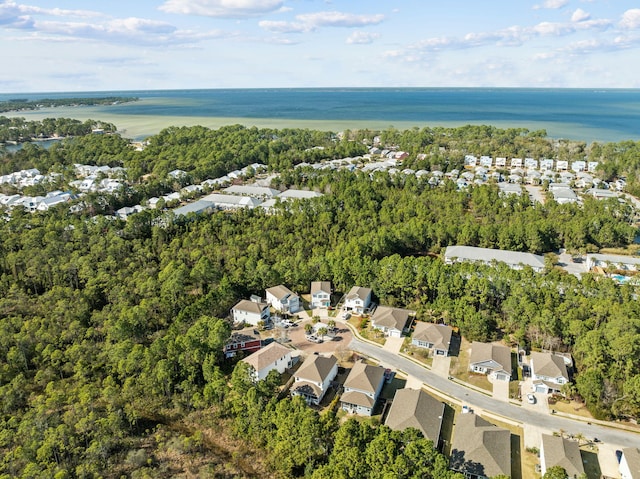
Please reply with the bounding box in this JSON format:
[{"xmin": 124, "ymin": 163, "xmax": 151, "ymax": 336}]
[
  {"xmin": 223, "ymin": 185, "xmax": 280, "ymax": 198},
  {"xmin": 266, "ymin": 284, "xmax": 295, "ymax": 300},
  {"xmin": 371, "ymin": 306, "xmax": 415, "ymax": 332},
  {"xmin": 385, "ymin": 389, "xmax": 444, "ymax": 442},
  {"xmin": 343, "ymin": 361, "xmax": 385, "ymax": 394},
  {"xmin": 412, "ymin": 323, "xmax": 453, "ymax": 351},
  {"xmin": 469, "ymin": 342, "xmax": 512, "ymax": 374},
  {"xmin": 295, "ymin": 355, "xmax": 337, "ymax": 384},
  {"xmin": 242, "ymin": 342, "xmax": 291, "ymax": 372},
  {"xmin": 311, "ymin": 281, "xmax": 331, "ymax": 295},
  {"xmin": 541, "ymin": 434, "xmax": 584, "ymax": 477},
  {"xmin": 346, "ymin": 286, "xmax": 372, "ymax": 301},
  {"xmin": 232, "ymin": 299, "xmax": 268, "ymax": 314},
  {"xmin": 226, "ymin": 327, "xmax": 261, "ymax": 345},
  {"xmin": 341, "ymin": 390, "xmax": 375, "ymax": 408},
  {"xmin": 531, "ymin": 352, "xmax": 569, "ymax": 381},
  {"xmin": 451, "ymin": 414, "xmax": 511, "ymax": 478},
  {"xmin": 622, "ymin": 447, "xmax": 640, "ymax": 479}
]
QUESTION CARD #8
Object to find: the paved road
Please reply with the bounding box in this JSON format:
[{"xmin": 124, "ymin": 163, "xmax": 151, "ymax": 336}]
[{"xmin": 349, "ymin": 336, "xmax": 640, "ymax": 449}]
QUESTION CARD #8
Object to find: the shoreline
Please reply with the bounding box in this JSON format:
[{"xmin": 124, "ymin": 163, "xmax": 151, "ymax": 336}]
[{"xmin": 2, "ymin": 105, "xmax": 634, "ymax": 143}]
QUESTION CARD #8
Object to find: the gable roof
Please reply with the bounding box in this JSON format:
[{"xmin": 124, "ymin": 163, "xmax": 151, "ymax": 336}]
[
  {"xmin": 295, "ymin": 355, "xmax": 337, "ymax": 384},
  {"xmin": 371, "ymin": 306, "xmax": 415, "ymax": 332},
  {"xmin": 444, "ymin": 245, "xmax": 546, "ymax": 270},
  {"xmin": 412, "ymin": 323, "xmax": 453, "ymax": 351},
  {"xmin": 233, "ymin": 299, "xmax": 268, "ymax": 314},
  {"xmin": 242, "ymin": 342, "xmax": 291, "ymax": 372},
  {"xmin": 541, "ymin": 434, "xmax": 584, "ymax": 477},
  {"xmin": 346, "ymin": 286, "xmax": 372, "ymax": 302},
  {"xmin": 385, "ymin": 389, "xmax": 444, "ymax": 442},
  {"xmin": 343, "ymin": 361, "xmax": 385, "ymax": 394},
  {"xmin": 451, "ymin": 413, "xmax": 511, "ymax": 478},
  {"xmin": 266, "ymin": 284, "xmax": 296, "ymax": 300},
  {"xmin": 470, "ymin": 342, "xmax": 512, "ymax": 373},
  {"xmin": 622, "ymin": 447, "xmax": 640, "ymax": 479},
  {"xmin": 311, "ymin": 281, "xmax": 331, "ymax": 295},
  {"xmin": 531, "ymin": 352, "xmax": 569, "ymax": 380},
  {"xmin": 223, "ymin": 185, "xmax": 280, "ymax": 198}
]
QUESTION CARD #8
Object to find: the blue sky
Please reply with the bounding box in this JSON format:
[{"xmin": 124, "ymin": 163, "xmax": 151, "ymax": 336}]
[{"xmin": 1, "ymin": 0, "xmax": 640, "ymax": 92}]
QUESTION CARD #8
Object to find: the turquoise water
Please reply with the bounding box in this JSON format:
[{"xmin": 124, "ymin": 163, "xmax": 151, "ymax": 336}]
[{"xmin": 2, "ymin": 88, "xmax": 640, "ymax": 142}]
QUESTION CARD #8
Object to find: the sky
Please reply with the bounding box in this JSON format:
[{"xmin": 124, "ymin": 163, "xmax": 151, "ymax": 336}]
[{"xmin": 1, "ymin": 0, "xmax": 640, "ymax": 92}]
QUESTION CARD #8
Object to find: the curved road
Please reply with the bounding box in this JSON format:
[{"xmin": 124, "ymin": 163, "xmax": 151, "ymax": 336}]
[{"xmin": 349, "ymin": 335, "xmax": 640, "ymax": 449}]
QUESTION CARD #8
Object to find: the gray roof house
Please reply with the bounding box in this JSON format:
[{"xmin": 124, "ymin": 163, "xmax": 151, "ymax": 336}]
[
  {"xmin": 450, "ymin": 413, "xmax": 511, "ymax": 479},
  {"xmin": 341, "ymin": 361, "xmax": 386, "ymax": 416},
  {"xmin": 411, "ymin": 322, "xmax": 453, "ymax": 356},
  {"xmin": 231, "ymin": 299, "xmax": 271, "ymax": 326},
  {"xmin": 530, "ymin": 352, "xmax": 570, "ymax": 394},
  {"xmin": 223, "ymin": 185, "xmax": 280, "ymax": 198},
  {"xmin": 385, "ymin": 388, "xmax": 444, "ymax": 443},
  {"xmin": 343, "ymin": 286, "xmax": 372, "ymax": 314},
  {"xmin": 265, "ymin": 285, "xmax": 301, "ymax": 314},
  {"xmin": 540, "ymin": 434, "xmax": 584, "ymax": 478},
  {"xmin": 371, "ymin": 306, "xmax": 415, "ymax": 338},
  {"xmin": 444, "ymin": 245, "xmax": 546, "ymax": 272},
  {"xmin": 242, "ymin": 342, "xmax": 292, "ymax": 382},
  {"xmin": 620, "ymin": 447, "xmax": 640, "ymax": 479},
  {"xmin": 469, "ymin": 342, "xmax": 512, "ymax": 381},
  {"xmin": 290, "ymin": 355, "xmax": 338, "ymax": 406},
  {"xmin": 310, "ymin": 281, "xmax": 332, "ymax": 309}
]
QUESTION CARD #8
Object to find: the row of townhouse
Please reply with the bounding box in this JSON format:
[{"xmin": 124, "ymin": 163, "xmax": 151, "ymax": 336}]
[
  {"xmin": 464, "ymin": 155, "xmax": 599, "ymax": 173},
  {"xmin": 0, "ymin": 190, "xmax": 76, "ymax": 212}
]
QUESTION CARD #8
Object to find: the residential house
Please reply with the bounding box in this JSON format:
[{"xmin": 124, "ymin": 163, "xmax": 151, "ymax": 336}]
[
  {"xmin": 171, "ymin": 199, "xmax": 216, "ymax": 218},
  {"xmin": 480, "ymin": 156, "xmax": 493, "ymax": 168},
  {"xmin": 586, "ymin": 254, "xmax": 640, "ymax": 272},
  {"xmin": 371, "ymin": 306, "xmax": 415, "ymax": 338},
  {"xmin": 469, "ymin": 342, "xmax": 512, "ymax": 381},
  {"xmin": 278, "ymin": 189, "xmax": 323, "ymax": 200},
  {"xmin": 223, "ymin": 185, "xmax": 280, "ymax": 198},
  {"xmin": 540, "ymin": 159, "xmax": 555, "ymax": 171},
  {"xmin": 620, "ymin": 447, "xmax": 640, "ymax": 479},
  {"xmin": 411, "ymin": 322, "xmax": 453, "ymax": 356},
  {"xmin": 168, "ymin": 169, "xmax": 187, "ymax": 179},
  {"xmin": 511, "ymin": 158, "xmax": 523, "ymax": 168},
  {"xmin": 444, "ymin": 245, "xmax": 546, "ymax": 272},
  {"xmin": 310, "ymin": 281, "xmax": 332, "ymax": 309},
  {"xmin": 495, "ymin": 157, "xmax": 507, "ymax": 168},
  {"xmin": 232, "ymin": 299, "xmax": 271, "ymax": 326},
  {"xmin": 224, "ymin": 327, "xmax": 262, "ymax": 358},
  {"xmin": 343, "ymin": 286, "xmax": 372, "ymax": 314},
  {"xmin": 385, "ymin": 388, "xmax": 444, "ymax": 443},
  {"xmin": 242, "ymin": 342, "xmax": 292, "ymax": 382},
  {"xmin": 540, "ymin": 434, "xmax": 584, "ymax": 478},
  {"xmin": 290, "ymin": 354, "xmax": 338, "ymax": 405},
  {"xmin": 200, "ymin": 193, "xmax": 262, "ymax": 210},
  {"xmin": 450, "ymin": 413, "xmax": 511, "ymax": 479},
  {"xmin": 266, "ymin": 285, "xmax": 301, "ymax": 314},
  {"xmin": 340, "ymin": 361, "xmax": 386, "ymax": 416},
  {"xmin": 530, "ymin": 352, "xmax": 570, "ymax": 394}
]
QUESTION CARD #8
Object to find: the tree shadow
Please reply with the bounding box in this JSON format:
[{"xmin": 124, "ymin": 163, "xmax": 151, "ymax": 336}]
[{"xmin": 450, "ymin": 449, "xmax": 486, "ymax": 478}]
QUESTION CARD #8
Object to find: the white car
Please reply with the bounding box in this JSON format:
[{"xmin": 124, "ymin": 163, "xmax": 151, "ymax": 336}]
[{"xmin": 527, "ymin": 393, "xmax": 536, "ymax": 404}]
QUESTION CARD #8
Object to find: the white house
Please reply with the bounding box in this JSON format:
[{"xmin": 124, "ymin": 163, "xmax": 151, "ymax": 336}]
[
  {"xmin": 469, "ymin": 342, "xmax": 512, "ymax": 381},
  {"xmin": 310, "ymin": 281, "xmax": 332, "ymax": 309},
  {"xmin": 265, "ymin": 285, "xmax": 301, "ymax": 313},
  {"xmin": 290, "ymin": 355, "xmax": 338, "ymax": 405},
  {"xmin": 341, "ymin": 361, "xmax": 386, "ymax": 416},
  {"xmin": 620, "ymin": 447, "xmax": 640, "ymax": 479},
  {"xmin": 530, "ymin": 352, "xmax": 570, "ymax": 394},
  {"xmin": 344, "ymin": 286, "xmax": 372, "ymax": 314},
  {"xmin": 231, "ymin": 299, "xmax": 271, "ymax": 326},
  {"xmin": 586, "ymin": 254, "xmax": 640, "ymax": 272},
  {"xmin": 242, "ymin": 342, "xmax": 292, "ymax": 382},
  {"xmin": 444, "ymin": 245, "xmax": 546, "ymax": 272},
  {"xmin": 370, "ymin": 306, "xmax": 415, "ymax": 338},
  {"xmin": 495, "ymin": 157, "xmax": 507, "ymax": 168}
]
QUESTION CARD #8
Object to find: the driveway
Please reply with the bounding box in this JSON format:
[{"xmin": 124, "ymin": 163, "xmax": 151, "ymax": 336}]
[
  {"xmin": 490, "ymin": 376, "xmax": 510, "ymax": 402},
  {"xmin": 283, "ymin": 318, "xmax": 353, "ymax": 357},
  {"xmin": 383, "ymin": 336, "xmax": 404, "ymax": 354},
  {"xmin": 349, "ymin": 336, "xmax": 640, "ymax": 449},
  {"xmin": 431, "ymin": 355, "xmax": 452, "ymax": 377}
]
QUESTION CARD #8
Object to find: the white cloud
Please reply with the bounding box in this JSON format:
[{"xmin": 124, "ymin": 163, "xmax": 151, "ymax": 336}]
[
  {"xmin": 346, "ymin": 31, "xmax": 380, "ymax": 44},
  {"xmin": 159, "ymin": 0, "xmax": 284, "ymax": 19},
  {"xmin": 534, "ymin": 0, "xmax": 569, "ymax": 10},
  {"xmin": 258, "ymin": 10, "xmax": 384, "ymax": 34},
  {"xmin": 571, "ymin": 8, "xmax": 590, "ymax": 22},
  {"xmin": 620, "ymin": 9, "xmax": 640, "ymax": 29},
  {"xmin": 295, "ymin": 11, "xmax": 384, "ymax": 28},
  {"xmin": 258, "ymin": 20, "xmax": 307, "ymax": 33}
]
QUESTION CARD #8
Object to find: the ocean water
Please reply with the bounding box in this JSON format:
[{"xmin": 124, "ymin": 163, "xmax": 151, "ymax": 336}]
[{"xmin": 2, "ymin": 88, "xmax": 639, "ymax": 143}]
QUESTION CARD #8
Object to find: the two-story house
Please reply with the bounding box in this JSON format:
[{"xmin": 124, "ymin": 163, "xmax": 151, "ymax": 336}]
[
  {"xmin": 290, "ymin": 354, "xmax": 338, "ymax": 405},
  {"xmin": 343, "ymin": 286, "xmax": 372, "ymax": 315},
  {"xmin": 231, "ymin": 299, "xmax": 270, "ymax": 326},
  {"xmin": 530, "ymin": 352, "xmax": 570, "ymax": 394},
  {"xmin": 266, "ymin": 285, "xmax": 301, "ymax": 314},
  {"xmin": 223, "ymin": 327, "xmax": 262, "ymax": 358},
  {"xmin": 340, "ymin": 361, "xmax": 386, "ymax": 416},
  {"xmin": 310, "ymin": 281, "xmax": 332, "ymax": 309},
  {"xmin": 242, "ymin": 342, "xmax": 292, "ymax": 382}
]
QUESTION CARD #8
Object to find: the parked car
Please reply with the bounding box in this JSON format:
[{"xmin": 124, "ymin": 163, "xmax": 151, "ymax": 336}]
[
  {"xmin": 306, "ymin": 335, "xmax": 323, "ymax": 343},
  {"xmin": 527, "ymin": 393, "xmax": 536, "ymax": 404}
]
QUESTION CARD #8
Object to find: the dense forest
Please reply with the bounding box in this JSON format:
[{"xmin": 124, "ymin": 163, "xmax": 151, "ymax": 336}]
[
  {"xmin": 0, "ymin": 116, "xmax": 118, "ymax": 144},
  {"xmin": 1, "ymin": 123, "xmax": 640, "ymax": 477}
]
